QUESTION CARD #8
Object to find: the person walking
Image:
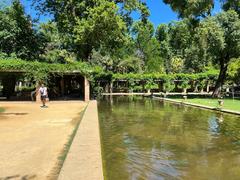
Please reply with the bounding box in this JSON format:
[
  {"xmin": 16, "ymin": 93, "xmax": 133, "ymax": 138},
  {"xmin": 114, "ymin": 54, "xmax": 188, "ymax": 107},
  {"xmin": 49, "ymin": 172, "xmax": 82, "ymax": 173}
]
[{"xmin": 39, "ymin": 84, "xmax": 48, "ymax": 108}]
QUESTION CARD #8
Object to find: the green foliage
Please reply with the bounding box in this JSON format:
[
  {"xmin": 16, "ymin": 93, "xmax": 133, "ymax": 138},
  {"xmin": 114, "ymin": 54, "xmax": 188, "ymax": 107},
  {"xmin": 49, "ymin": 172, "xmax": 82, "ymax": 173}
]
[
  {"xmin": 198, "ymin": 79, "xmax": 207, "ymax": 89},
  {"xmin": 112, "ymin": 71, "xmax": 218, "ymax": 81},
  {"xmin": 132, "ymin": 20, "xmax": 164, "ymax": 72},
  {"xmin": 117, "ymin": 55, "xmax": 144, "ymax": 73},
  {"xmin": 164, "ymin": 80, "xmax": 175, "ymax": 92},
  {"xmin": 221, "ymin": 0, "xmax": 240, "ymax": 15},
  {"xmin": 179, "ymin": 80, "xmax": 190, "ymax": 90},
  {"xmin": 145, "ymin": 79, "xmax": 158, "ymax": 90},
  {"xmin": 38, "ymin": 22, "xmax": 76, "ymax": 63},
  {"xmin": 74, "ymin": 0, "xmax": 127, "ymax": 58},
  {"xmin": 163, "ymin": 0, "xmax": 214, "ymax": 18},
  {"xmin": 128, "ymin": 78, "xmax": 136, "ymax": 91},
  {"xmin": 196, "ymin": 10, "xmax": 240, "ymax": 96},
  {"xmin": 0, "ymin": 0, "xmax": 238, "ymax": 97},
  {"xmin": 90, "ymin": 50, "xmax": 144, "ymax": 73},
  {"xmin": 170, "ymin": 56, "xmax": 184, "ymax": 73},
  {"xmin": 105, "ymin": 71, "xmax": 218, "ymax": 92},
  {"xmin": 228, "ymin": 58, "xmax": 240, "ymax": 83},
  {"xmin": 34, "ymin": 0, "xmax": 149, "ymax": 59},
  {"xmin": 0, "ymin": 58, "xmax": 96, "ymax": 81},
  {"xmin": 0, "ymin": 0, "xmax": 41, "ymax": 59}
]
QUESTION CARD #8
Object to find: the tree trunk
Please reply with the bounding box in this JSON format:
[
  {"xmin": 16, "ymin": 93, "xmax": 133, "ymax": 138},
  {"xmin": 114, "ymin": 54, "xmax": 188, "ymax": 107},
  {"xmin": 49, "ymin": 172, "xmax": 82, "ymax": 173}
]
[{"xmin": 212, "ymin": 63, "xmax": 228, "ymax": 97}]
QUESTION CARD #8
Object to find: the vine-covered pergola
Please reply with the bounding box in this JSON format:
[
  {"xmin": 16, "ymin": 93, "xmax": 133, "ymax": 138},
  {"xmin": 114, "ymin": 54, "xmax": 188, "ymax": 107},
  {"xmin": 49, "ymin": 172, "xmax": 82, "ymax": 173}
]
[
  {"xmin": 95, "ymin": 72, "xmax": 219, "ymax": 94},
  {"xmin": 0, "ymin": 59, "xmax": 221, "ymax": 100},
  {"xmin": 0, "ymin": 59, "xmax": 93, "ymax": 101}
]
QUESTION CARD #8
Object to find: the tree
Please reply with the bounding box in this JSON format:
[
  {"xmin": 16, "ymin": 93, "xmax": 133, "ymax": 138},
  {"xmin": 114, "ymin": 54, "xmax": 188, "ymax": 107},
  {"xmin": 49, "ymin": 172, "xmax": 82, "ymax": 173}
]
[
  {"xmin": 168, "ymin": 20, "xmax": 192, "ymax": 58},
  {"xmin": 227, "ymin": 58, "xmax": 240, "ymax": 84},
  {"xmin": 163, "ymin": 0, "xmax": 214, "ymax": 19},
  {"xmin": 33, "ymin": 0, "xmax": 149, "ymax": 60},
  {"xmin": 132, "ymin": 20, "xmax": 164, "ymax": 72},
  {"xmin": 0, "ymin": 0, "xmax": 13, "ymax": 9},
  {"xmin": 73, "ymin": 0, "xmax": 127, "ymax": 59},
  {"xmin": 38, "ymin": 22, "xmax": 76, "ymax": 63},
  {"xmin": 170, "ymin": 56, "xmax": 184, "ymax": 73},
  {"xmin": 156, "ymin": 20, "xmax": 195, "ymax": 73},
  {"xmin": 196, "ymin": 10, "xmax": 240, "ymax": 97},
  {"xmin": 0, "ymin": 0, "xmax": 40, "ymax": 59},
  {"xmin": 221, "ymin": 0, "xmax": 240, "ymax": 15},
  {"xmin": 156, "ymin": 24, "xmax": 172, "ymax": 73}
]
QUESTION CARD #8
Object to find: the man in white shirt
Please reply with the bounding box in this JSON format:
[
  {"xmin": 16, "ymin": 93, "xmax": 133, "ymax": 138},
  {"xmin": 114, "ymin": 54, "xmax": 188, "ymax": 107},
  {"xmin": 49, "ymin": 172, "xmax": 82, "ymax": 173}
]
[{"xmin": 39, "ymin": 84, "xmax": 48, "ymax": 107}]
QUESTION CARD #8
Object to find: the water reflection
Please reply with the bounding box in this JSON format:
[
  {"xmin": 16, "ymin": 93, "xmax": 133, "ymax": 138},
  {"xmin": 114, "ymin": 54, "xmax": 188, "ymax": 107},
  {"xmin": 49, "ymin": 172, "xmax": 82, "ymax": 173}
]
[{"xmin": 98, "ymin": 96, "xmax": 240, "ymax": 180}]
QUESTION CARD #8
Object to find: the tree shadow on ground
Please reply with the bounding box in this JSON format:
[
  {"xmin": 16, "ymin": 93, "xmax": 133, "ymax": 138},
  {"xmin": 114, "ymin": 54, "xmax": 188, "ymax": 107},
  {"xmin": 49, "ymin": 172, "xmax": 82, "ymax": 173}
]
[{"xmin": 0, "ymin": 174, "xmax": 36, "ymax": 180}]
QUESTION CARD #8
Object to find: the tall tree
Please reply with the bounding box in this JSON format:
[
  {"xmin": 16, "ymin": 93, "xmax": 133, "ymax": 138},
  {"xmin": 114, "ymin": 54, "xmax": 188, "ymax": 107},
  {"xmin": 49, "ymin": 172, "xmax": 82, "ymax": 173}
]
[
  {"xmin": 132, "ymin": 20, "xmax": 164, "ymax": 72},
  {"xmin": 33, "ymin": 0, "xmax": 149, "ymax": 60},
  {"xmin": 0, "ymin": 0, "xmax": 40, "ymax": 59},
  {"xmin": 156, "ymin": 20, "xmax": 197, "ymax": 73},
  {"xmin": 163, "ymin": 0, "xmax": 214, "ymax": 19},
  {"xmin": 221, "ymin": 0, "xmax": 240, "ymax": 15},
  {"xmin": 156, "ymin": 24, "xmax": 172, "ymax": 73},
  {"xmin": 38, "ymin": 22, "xmax": 76, "ymax": 63},
  {"xmin": 196, "ymin": 10, "xmax": 240, "ymax": 96},
  {"xmin": 73, "ymin": 0, "xmax": 127, "ymax": 59}
]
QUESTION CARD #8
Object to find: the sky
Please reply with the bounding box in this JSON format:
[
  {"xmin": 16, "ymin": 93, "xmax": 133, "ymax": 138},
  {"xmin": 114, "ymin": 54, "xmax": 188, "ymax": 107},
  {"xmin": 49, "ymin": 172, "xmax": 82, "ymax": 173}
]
[{"xmin": 19, "ymin": 0, "xmax": 222, "ymax": 28}]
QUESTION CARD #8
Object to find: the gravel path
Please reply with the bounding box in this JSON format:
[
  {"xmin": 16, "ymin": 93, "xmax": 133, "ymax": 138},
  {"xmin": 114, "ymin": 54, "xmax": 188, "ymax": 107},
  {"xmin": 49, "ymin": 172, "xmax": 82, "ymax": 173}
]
[{"xmin": 0, "ymin": 101, "xmax": 86, "ymax": 180}]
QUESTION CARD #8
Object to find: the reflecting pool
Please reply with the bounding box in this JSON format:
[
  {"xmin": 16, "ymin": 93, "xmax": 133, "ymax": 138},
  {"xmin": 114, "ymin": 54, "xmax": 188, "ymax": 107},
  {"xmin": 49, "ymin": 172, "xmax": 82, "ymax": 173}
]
[{"xmin": 98, "ymin": 96, "xmax": 240, "ymax": 180}]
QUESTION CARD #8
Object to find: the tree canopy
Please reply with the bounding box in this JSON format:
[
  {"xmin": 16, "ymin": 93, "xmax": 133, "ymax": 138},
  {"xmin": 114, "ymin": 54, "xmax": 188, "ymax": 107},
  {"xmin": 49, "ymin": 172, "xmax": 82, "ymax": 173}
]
[{"xmin": 0, "ymin": 0, "xmax": 240, "ymax": 96}]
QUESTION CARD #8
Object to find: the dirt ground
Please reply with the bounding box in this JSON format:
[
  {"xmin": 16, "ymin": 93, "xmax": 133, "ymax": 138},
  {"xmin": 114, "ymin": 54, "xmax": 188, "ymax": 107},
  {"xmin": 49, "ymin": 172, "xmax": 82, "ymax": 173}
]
[{"xmin": 0, "ymin": 101, "xmax": 87, "ymax": 180}]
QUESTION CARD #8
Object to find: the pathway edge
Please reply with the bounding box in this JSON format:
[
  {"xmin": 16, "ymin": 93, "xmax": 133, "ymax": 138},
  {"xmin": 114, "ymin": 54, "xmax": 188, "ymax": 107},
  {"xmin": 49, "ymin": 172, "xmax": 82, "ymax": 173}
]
[{"xmin": 58, "ymin": 100, "xmax": 104, "ymax": 180}]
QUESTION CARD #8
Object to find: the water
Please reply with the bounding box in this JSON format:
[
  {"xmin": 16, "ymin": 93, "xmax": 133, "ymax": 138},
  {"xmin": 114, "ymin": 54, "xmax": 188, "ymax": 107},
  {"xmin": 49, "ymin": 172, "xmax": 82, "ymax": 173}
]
[{"xmin": 98, "ymin": 96, "xmax": 240, "ymax": 180}]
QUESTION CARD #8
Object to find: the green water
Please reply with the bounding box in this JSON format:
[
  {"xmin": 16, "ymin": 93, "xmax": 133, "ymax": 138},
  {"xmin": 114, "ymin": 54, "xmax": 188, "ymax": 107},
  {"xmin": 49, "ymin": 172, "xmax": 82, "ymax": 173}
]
[{"xmin": 98, "ymin": 96, "xmax": 240, "ymax": 180}]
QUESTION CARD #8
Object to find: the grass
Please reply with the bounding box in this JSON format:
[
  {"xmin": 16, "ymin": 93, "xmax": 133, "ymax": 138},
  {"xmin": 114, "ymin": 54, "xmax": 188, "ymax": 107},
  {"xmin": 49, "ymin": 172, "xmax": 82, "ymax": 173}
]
[{"xmin": 173, "ymin": 98, "xmax": 240, "ymax": 112}]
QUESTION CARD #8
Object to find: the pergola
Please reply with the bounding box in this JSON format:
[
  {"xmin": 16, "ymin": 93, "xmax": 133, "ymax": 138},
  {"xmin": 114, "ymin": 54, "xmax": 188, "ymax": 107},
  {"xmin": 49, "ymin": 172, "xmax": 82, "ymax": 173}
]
[{"xmin": 0, "ymin": 70, "xmax": 90, "ymax": 102}]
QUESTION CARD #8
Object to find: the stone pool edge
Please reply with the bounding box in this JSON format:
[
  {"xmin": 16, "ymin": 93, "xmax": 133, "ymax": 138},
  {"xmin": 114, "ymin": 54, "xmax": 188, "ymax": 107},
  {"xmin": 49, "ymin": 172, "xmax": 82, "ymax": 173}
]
[
  {"xmin": 58, "ymin": 100, "xmax": 104, "ymax": 180},
  {"xmin": 153, "ymin": 96, "xmax": 240, "ymax": 116}
]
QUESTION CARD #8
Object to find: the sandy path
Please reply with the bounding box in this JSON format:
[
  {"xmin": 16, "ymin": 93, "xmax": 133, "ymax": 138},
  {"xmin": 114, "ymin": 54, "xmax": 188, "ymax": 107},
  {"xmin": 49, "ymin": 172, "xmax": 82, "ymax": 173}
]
[{"xmin": 0, "ymin": 101, "xmax": 86, "ymax": 180}]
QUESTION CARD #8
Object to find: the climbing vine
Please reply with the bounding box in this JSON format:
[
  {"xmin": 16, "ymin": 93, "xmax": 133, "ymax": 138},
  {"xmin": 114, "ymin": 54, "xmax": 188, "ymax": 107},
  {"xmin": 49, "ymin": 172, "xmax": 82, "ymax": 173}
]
[{"xmin": 0, "ymin": 59, "xmax": 102, "ymax": 81}]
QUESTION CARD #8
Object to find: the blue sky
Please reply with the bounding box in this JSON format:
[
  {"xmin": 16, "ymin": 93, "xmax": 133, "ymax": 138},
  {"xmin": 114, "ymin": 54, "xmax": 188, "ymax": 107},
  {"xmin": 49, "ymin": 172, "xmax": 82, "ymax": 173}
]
[{"xmin": 19, "ymin": 0, "xmax": 222, "ymax": 28}]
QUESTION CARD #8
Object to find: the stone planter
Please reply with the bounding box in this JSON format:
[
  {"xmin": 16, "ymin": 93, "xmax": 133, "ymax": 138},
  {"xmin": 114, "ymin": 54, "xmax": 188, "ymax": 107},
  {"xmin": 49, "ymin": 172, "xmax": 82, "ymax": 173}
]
[
  {"xmin": 183, "ymin": 95, "xmax": 187, "ymax": 100},
  {"xmin": 218, "ymin": 99, "xmax": 224, "ymax": 107}
]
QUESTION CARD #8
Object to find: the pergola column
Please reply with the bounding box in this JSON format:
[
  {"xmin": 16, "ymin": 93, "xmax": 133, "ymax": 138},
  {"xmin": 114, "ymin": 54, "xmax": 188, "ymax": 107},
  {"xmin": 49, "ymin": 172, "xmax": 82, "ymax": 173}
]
[
  {"xmin": 110, "ymin": 81, "xmax": 113, "ymax": 93},
  {"xmin": 84, "ymin": 77, "xmax": 90, "ymax": 102},
  {"xmin": 206, "ymin": 81, "xmax": 210, "ymax": 93},
  {"xmin": 35, "ymin": 84, "xmax": 41, "ymax": 102}
]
